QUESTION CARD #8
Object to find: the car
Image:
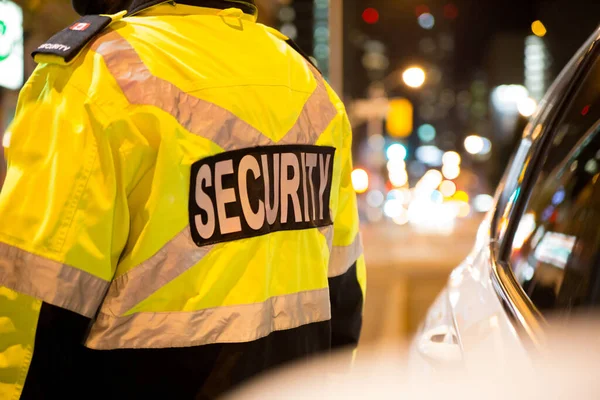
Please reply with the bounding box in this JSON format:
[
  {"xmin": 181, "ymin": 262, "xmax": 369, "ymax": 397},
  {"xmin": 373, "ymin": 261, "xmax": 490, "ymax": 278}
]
[{"xmin": 411, "ymin": 25, "xmax": 600, "ymax": 370}]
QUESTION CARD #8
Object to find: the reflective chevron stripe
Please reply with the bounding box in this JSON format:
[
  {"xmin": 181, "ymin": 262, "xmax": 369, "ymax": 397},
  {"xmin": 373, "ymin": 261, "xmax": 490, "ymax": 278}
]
[
  {"xmin": 328, "ymin": 233, "xmax": 363, "ymax": 278},
  {"xmin": 86, "ymin": 288, "xmax": 331, "ymax": 350},
  {"xmin": 92, "ymin": 31, "xmax": 338, "ymax": 152},
  {"xmin": 0, "ymin": 242, "xmax": 109, "ymax": 318}
]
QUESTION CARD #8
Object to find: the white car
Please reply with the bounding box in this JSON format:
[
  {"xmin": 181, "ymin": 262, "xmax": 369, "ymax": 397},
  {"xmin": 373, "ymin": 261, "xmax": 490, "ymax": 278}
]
[{"xmin": 412, "ymin": 25, "xmax": 600, "ymax": 369}]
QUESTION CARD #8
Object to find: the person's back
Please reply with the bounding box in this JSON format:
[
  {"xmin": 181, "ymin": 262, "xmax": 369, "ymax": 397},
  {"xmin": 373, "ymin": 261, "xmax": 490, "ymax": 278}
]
[{"xmin": 0, "ymin": 1, "xmax": 366, "ymax": 398}]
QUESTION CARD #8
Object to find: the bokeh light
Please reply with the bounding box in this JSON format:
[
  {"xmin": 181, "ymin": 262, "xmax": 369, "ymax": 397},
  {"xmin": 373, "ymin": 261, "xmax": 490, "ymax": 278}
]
[
  {"xmin": 418, "ymin": 13, "xmax": 435, "ymax": 30},
  {"xmin": 531, "ymin": 20, "xmax": 547, "ymax": 37},
  {"xmin": 457, "ymin": 202, "xmax": 471, "ymax": 218},
  {"xmin": 430, "ymin": 190, "xmax": 444, "ymax": 204},
  {"xmin": 387, "ymin": 159, "xmax": 406, "ymax": 172},
  {"xmin": 368, "ymin": 134, "xmax": 386, "ymax": 151},
  {"xmin": 417, "ymin": 124, "xmax": 436, "ymax": 142},
  {"xmin": 473, "ymin": 194, "xmax": 494, "ymax": 213},
  {"xmin": 386, "ymin": 143, "xmax": 408, "ymax": 161},
  {"xmin": 454, "ymin": 190, "xmax": 470, "ymax": 203},
  {"xmin": 384, "ymin": 199, "xmax": 404, "ymax": 218},
  {"xmin": 518, "ymin": 97, "xmax": 538, "ymax": 117},
  {"xmin": 351, "ymin": 168, "xmax": 369, "ymax": 193},
  {"xmin": 443, "ymin": 3, "xmax": 459, "ymax": 20},
  {"xmin": 464, "ymin": 135, "xmax": 485, "ymax": 155},
  {"xmin": 402, "ymin": 67, "xmax": 426, "ymax": 88},
  {"xmin": 416, "ymin": 145, "xmax": 443, "ymax": 166},
  {"xmin": 366, "ymin": 190, "xmax": 385, "ymax": 208},
  {"xmin": 422, "ymin": 169, "xmax": 444, "ymax": 188},
  {"xmin": 442, "ymin": 164, "xmax": 461, "ymax": 180},
  {"xmin": 439, "ymin": 180, "xmax": 457, "ymax": 197},
  {"xmin": 389, "ymin": 169, "xmax": 409, "ymax": 187},
  {"xmin": 393, "ymin": 210, "xmax": 410, "ymax": 225},
  {"xmin": 362, "ymin": 8, "xmax": 380, "ymax": 24},
  {"xmin": 442, "ymin": 151, "xmax": 461, "ymax": 166}
]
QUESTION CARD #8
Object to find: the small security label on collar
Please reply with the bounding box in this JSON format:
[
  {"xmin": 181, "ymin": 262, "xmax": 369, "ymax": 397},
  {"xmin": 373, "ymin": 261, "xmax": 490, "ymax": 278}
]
[{"xmin": 189, "ymin": 145, "xmax": 335, "ymax": 247}]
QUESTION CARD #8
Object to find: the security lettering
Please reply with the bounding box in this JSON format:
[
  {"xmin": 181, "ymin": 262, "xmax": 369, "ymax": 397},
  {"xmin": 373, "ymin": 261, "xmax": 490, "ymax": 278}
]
[
  {"xmin": 37, "ymin": 43, "xmax": 71, "ymax": 52},
  {"xmin": 189, "ymin": 145, "xmax": 335, "ymax": 247}
]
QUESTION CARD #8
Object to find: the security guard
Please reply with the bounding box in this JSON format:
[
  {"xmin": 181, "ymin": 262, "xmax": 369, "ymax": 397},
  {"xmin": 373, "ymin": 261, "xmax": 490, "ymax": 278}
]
[{"xmin": 0, "ymin": 0, "xmax": 366, "ymax": 398}]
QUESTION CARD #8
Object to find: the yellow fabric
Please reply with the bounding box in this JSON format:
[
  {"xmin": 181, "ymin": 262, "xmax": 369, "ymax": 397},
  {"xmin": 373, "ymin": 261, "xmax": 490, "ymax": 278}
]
[
  {"xmin": 2, "ymin": 64, "xmax": 128, "ymax": 282},
  {"xmin": 31, "ymin": 54, "xmax": 68, "ymax": 66},
  {"xmin": 127, "ymin": 230, "xmax": 330, "ymax": 314},
  {"xmin": 0, "ymin": 287, "xmax": 41, "ymax": 400},
  {"xmin": 2, "ymin": 1, "xmax": 363, "ymax": 350},
  {"xmin": 356, "ymin": 255, "xmax": 367, "ymax": 303},
  {"xmin": 322, "ymin": 112, "xmax": 360, "ymax": 248}
]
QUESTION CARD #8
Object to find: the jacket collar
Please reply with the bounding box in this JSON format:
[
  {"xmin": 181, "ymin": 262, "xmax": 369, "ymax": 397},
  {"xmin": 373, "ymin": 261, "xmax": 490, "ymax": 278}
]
[{"xmin": 127, "ymin": 0, "xmax": 256, "ymax": 16}]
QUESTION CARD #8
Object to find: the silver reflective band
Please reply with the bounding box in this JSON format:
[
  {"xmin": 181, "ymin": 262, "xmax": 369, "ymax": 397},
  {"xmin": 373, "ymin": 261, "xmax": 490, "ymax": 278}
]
[
  {"xmin": 99, "ymin": 228, "xmax": 215, "ymax": 317},
  {"xmin": 319, "ymin": 225, "xmax": 334, "ymax": 252},
  {"xmin": 86, "ymin": 288, "xmax": 331, "ymax": 349},
  {"xmin": 92, "ymin": 31, "xmax": 338, "ymax": 152},
  {"xmin": 0, "ymin": 242, "xmax": 110, "ymax": 317},
  {"xmin": 100, "ymin": 223, "xmax": 335, "ymax": 320},
  {"xmin": 279, "ymin": 63, "xmax": 339, "ymax": 146},
  {"xmin": 328, "ymin": 233, "xmax": 363, "ymax": 278}
]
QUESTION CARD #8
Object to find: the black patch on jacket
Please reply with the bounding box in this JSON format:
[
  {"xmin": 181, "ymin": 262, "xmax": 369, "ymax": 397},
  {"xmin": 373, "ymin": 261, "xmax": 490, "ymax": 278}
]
[
  {"xmin": 189, "ymin": 145, "xmax": 335, "ymax": 247},
  {"xmin": 31, "ymin": 15, "xmax": 111, "ymax": 63}
]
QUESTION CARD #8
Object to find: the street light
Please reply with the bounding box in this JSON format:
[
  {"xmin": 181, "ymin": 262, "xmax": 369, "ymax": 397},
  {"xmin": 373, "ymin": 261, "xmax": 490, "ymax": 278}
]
[{"xmin": 402, "ymin": 66, "xmax": 426, "ymax": 88}]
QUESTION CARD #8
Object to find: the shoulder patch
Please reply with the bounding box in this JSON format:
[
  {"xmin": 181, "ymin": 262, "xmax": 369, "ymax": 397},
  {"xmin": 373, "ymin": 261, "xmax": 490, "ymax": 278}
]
[{"xmin": 32, "ymin": 15, "xmax": 113, "ymax": 64}]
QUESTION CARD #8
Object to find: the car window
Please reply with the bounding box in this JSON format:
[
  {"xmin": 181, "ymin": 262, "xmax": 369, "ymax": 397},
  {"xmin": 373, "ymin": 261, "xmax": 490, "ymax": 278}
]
[
  {"xmin": 508, "ymin": 50, "xmax": 600, "ymax": 315},
  {"xmin": 493, "ymin": 28, "xmax": 600, "ymax": 243}
]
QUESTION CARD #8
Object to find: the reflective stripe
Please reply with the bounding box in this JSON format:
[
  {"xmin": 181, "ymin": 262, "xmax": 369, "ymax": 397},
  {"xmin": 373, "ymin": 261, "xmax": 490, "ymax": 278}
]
[
  {"xmin": 102, "ymin": 226, "xmax": 332, "ymax": 318},
  {"xmin": 100, "ymin": 228, "xmax": 215, "ymax": 317},
  {"xmin": 92, "ymin": 31, "xmax": 338, "ymax": 151},
  {"xmin": 328, "ymin": 233, "xmax": 363, "ymax": 278},
  {"xmin": 0, "ymin": 242, "xmax": 109, "ymax": 317},
  {"xmin": 93, "ymin": 31, "xmax": 272, "ymax": 151},
  {"xmin": 86, "ymin": 288, "xmax": 331, "ymax": 349},
  {"xmin": 319, "ymin": 225, "xmax": 334, "ymax": 252},
  {"xmin": 279, "ymin": 64, "xmax": 339, "ymax": 146}
]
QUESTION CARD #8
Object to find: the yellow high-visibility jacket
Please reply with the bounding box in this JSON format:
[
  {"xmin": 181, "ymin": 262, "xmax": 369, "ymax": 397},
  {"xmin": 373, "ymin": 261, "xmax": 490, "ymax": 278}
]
[{"xmin": 0, "ymin": 1, "xmax": 365, "ymax": 398}]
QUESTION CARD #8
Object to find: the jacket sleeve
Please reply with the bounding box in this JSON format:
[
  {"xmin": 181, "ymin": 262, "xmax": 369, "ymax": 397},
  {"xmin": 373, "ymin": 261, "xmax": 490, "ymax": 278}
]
[
  {"xmin": 328, "ymin": 111, "xmax": 367, "ymax": 349},
  {"xmin": 0, "ymin": 65, "xmax": 131, "ymax": 399}
]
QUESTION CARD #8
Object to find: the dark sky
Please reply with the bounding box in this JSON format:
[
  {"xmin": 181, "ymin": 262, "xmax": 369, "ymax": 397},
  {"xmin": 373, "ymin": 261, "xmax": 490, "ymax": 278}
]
[{"xmin": 344, "ymin": 0, "xmax": 599, "ymax": 97}]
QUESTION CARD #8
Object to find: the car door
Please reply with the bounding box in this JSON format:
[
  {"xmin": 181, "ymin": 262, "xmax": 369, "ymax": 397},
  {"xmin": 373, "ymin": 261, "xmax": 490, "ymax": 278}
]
[
  {"xmin": 498, "ymin": 32, "xmax": 600, "ymax": 338},
  {"xmin": 411, "ymin": 27, "xmax": 600, "ymax": 369}
]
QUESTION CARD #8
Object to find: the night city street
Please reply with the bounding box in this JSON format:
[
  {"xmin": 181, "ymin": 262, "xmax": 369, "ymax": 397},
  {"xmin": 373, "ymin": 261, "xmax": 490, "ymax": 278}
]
[{"xmin": 2, "ymin": 0, "xmax": 600, "ymax": 398}]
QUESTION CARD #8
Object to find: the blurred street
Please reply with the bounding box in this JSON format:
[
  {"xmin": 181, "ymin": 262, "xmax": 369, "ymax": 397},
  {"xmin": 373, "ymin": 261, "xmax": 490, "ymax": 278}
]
[{"xmin": 360, "ymin": 216, "xmax": 480, "ymax": 345}]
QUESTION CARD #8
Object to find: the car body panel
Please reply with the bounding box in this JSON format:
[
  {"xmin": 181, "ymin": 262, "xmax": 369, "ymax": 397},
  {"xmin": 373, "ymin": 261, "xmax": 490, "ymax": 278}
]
[{"xmin": 411, "ymin": 25, "xmax": 600, "ymax": 369}]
